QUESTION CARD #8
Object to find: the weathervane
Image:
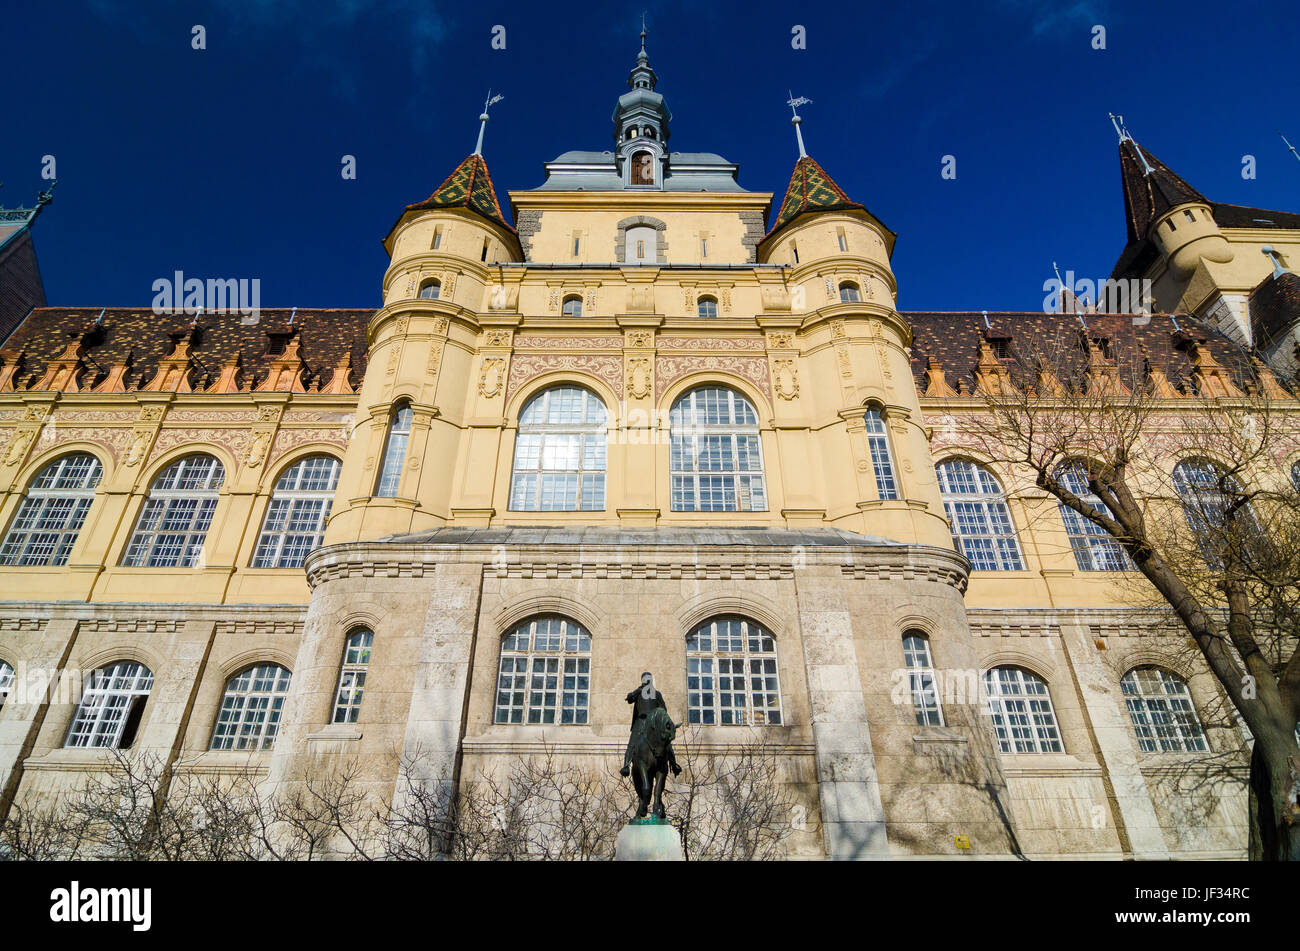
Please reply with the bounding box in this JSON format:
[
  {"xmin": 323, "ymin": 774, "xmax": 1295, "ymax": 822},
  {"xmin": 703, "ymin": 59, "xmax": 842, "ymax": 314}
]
[
  {"xmin": 788, "ymin": 93, "xmax": 812, "ymax": 158},
  {"xmin": 473, "ymin": 90, "xmax": 505, "ymax": 157},
  {"xmin": 1280, "ymin": 131, "xmax": 1300, "ymax": 166}
]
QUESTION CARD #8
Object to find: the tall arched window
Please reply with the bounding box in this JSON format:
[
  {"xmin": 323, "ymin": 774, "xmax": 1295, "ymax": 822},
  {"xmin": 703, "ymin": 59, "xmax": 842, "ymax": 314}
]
[
  {"xmin": 509, "ymin": 386, "xmax": 607, "ymax": 511},
  {"xmin": 686, "ymin": 617, "xmax": 781, "ymax": 725},
  {"xmin": 1290, "ymin": 460, "xmax": 1300, "ymax": 492},
  {"xmin": 1055, "ymin": 460, "xmax": 1131, "ymax": 571},
  {"xmin": 375, "ymin": 402, "xmax": 414, "ymax": 498},
  {"xmin": 252, "ymin": 455, "xmax": 342, "ymax": 568},
  {"xmin": 332, "ymin": 629, "xmax": 374, "ymax": 724},
  {"xmin": 65, "ymin": 661, "xmax": 154, "ymax": 749},
  {"xmin": 210, "ymin": 664, "xmax": 292, "ymax": 751},
  {"xmin": 418, "ymin": 278, "xmax": 440, "ymax": 300},
  {"xmin": 697, "ymin": 296, "xmax": 718, "ymax": 318},
  {"xmin": 670, "ymin": 386, "xmax": 767, "ymax": 512},
  {"xmin": 0, "ymin": 660, "xmax": 14, "ymax": 710},
  {"xmin": 839, "ymin": 282, "xmax": 861, "ymax": 303},
  {"xmin": 1173, "ymin": 458, "xmax": 1253, "ymax": 567},
  {"xmin": 0, "ymin": 452, "xmax": 103, "ymax": 566},
  {"xmin": 494, "ymin": 615, "xmax": 591, "ymax": 725},
  {"xmin": 983, "ymin": 666, "xmax": 1062, "ymax": 753},
  {"xmin": 562, "ymin": 295, "xmax": 583, "ymax": 317},
  {"xmin": 936, "ymin": 459, "xmax": 1024, "ymax": 571},
  {"xmin": 864, "ymin": 408, "xmax": 899, "ymax": 501},
  {"xmin": 122, "ymin": 454, "xmax": 224, "ymax": 567},
  {"xmin": 903, "ymin": 631, "xmax": 942, "ymax": 726},
  {"xmin": 1121, "ymin": 667, "xmax": 1207, "ymax": 753}
]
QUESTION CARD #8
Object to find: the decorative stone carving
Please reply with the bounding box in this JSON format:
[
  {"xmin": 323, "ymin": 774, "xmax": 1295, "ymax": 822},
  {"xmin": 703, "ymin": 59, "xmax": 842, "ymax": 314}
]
[
  {"xmin": 548, "ymin": 287, "xmax": 561, "ymax": 312},
  {"xmin": 772, "ymin": 359, "xmax": 799, "ymax": 400},
  {"xmin": 124, "ymin": 430, "xmax": 151, "ymax": 466},
  {"xmin": 655, "ymin": 355, "xmax": 772, "ymax": 403},
  {"xmin": 767, "ymin": 332, "xmax": 795, "ymax": 350},
  {"xmin": 720, "ymin": 287, "xmax": 732, "ymax": 312},
  {"xmin": 3, "ymin": 429, "xmax": 34, "ymax": 466},
  {"xmin": 585, "ymin": 286, "xmax": 598, "ymax": 312},
  {"xmin": 244, "ymin": 430, "xmax": 272, "ymax": 468},
  {"xmin": 483, "ymin": 329, "xmax": 512, "ymax": 348},
  {"xmin": 478, "ymin": 357, "xmax": 506, "ymax": 398},
  {"xmin": 138, "ymin": 405, "xmax": 165, "ymax": 423},
  {"xmin": 268, "ymin": 427, "xmax": 348, "ymax": 469},
  {"xmin": 657, "ymin": 337, "xmax": 765, "ymax": 351},
  {"xmin": 626, "ymin": 358, "xmax": 652, "ymax": 399},
  {"xmin": 625, "ymin": 331, "xmax": 653, "ymax": 349},
  {"xmin": 505, "ymin": 354, "xmax": 623, "ymax": 405},
  {"xmin": 489, "ymin": 284, "xmax": 509, "ymax": 310},
  {"xmin": 831, "ymin": 319, "xmax": 846, "ymax": 339},
  {"xmin": 515, "ymin": 335, "xmax": 623, "ymax": 350}
]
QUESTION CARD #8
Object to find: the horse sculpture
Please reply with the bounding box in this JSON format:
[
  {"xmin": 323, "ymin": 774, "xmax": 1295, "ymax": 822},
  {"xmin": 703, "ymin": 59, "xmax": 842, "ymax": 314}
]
[{"xmin": 628, "ymin": 706, "xmax": 677, "ymax": 820}]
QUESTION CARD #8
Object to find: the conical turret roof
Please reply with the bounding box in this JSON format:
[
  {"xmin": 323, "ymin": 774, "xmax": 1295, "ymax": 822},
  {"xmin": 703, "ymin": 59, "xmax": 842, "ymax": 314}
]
[
  {"xmin": 402, "ymin": 153, "xmax": 513, "ymax": 232},
  {"xmin": 1118, "ymin": 138, "xmax": 1207, "ymax": 243}
]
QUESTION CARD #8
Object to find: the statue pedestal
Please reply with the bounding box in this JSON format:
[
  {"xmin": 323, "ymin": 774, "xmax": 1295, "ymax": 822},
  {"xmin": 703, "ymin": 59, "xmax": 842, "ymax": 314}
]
[{"xmin": 614, "ymin": 820, "xmax": 685, "ymax": 861}]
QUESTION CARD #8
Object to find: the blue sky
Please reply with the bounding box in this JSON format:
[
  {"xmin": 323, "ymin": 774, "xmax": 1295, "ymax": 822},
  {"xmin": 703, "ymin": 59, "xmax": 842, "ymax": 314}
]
[{"xmin": 4, "ymin": 0, "xmax": 1298, "ymax": 312}]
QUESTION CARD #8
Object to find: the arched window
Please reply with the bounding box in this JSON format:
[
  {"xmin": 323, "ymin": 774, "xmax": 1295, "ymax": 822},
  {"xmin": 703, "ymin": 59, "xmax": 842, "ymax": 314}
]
[
  {"xmin": 65, "ymin": 661, "xmax": 154, "ymax": 749},
  {"xmin": 903, "ymin": 631, "xmax": 942, "ymax": 726},
  {"xmin": 375, "ymin": 402, "xmax": 414, "ymax": 498},
  {"xmin": 631, "ymin": 150, "xmax": 655, "ymax": 186},
  {"xmin": 1121, "ymin": 667, "xmax": 1207, "ymax": 753},
  {"xmin": 509, "ymin": 386, "xmax": 607, "ymax": 511},
  {"xmin": 1173, "ymin": 458, "xmax": 1253, "ymax": 567},
  {"xmin": 864, "ymin": 407, "xmax": 899, "ymax": 501},
  {"xmin": 418, "ymin": 278, "xmax": 440, "ymax": 300},
  {"xmin": 686, "ymin": 617, "xmax": 781, "ymax": 725},
  {"xmin": 562, "ymin": 295, "xmax": 583, "ymax": 317},
  {"xmin": 0, "ymin": 660, "xmax": 14, "ymax": 710},
  {"xmin": 332, "ymin": 629, "xmax": 373, "ymax": 724},
  {"xmin": 1055, "ymin": 460, "xmax": 1131, "ymax": 571},
  {"xmin": 0, "ymin": 452, "xmax": 103, "ymax": 566},
  {"xmin": 1291, "ymin": 460, "xmax": 1300, "ymax": 492},
  {"xmin": 210, "ymin": 664, "xmax": 292, "ymax": 751},
  {"xmin": 839, "ymin": 282, "xmax": 861, "ymax": 303},
  {"xmin": 936, "ymin": 459, "xmax": 1024, "ymax": 571},
  {"xmin": 122, "ymin": 454, "xmax": 224, "ymax": 567},
  {"xmin": 494, "ymin": 615, "xmax": 591, "ymax": 725},
  {"xmin": 670, "ymin": 386, "xmax": 767, "ymax": 512},
  {"xmin": 252, "ymin": 455, "xmax": 341, "ymax": 568},
  {"xmin": 697, "ymin": 296, "xmax": 718, "ymax": 319},
  {"xmin": 983, "ymin": 666, "xmax": 1063, "ymax": 753}
]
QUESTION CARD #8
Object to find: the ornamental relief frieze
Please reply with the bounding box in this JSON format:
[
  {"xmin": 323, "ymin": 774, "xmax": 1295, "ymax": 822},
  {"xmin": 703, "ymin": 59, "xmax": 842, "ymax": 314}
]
[
  {"xmin": 655, "ymin": 355, "xmax": 772, "ymax": 404},
  {"xmin": 147, "ymin": 428, "xmax": 249, "ymax": 467},
  {"xmin": 656, "ymin": 337, "xmax": 765, "ymax": 352},
  {"xmin": 505, "ymin": 354, "xmax": 623, "ymax": 406},
  {"xmin": 166, "ymin": 409, "xmax": 259, "ymax": 424},
  {"xmin": 513, "ymin": 335, "xmax": 624, "ymax": 350},
  {"xmin": 31, "ymin": 426, "xmax": 135, "ymax": 463}
]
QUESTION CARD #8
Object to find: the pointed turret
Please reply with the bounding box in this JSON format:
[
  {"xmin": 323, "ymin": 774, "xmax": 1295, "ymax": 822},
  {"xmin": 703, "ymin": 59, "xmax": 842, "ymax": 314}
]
[
  {"xmin": 611, "ymin": 26, "xmax": 672, "ymax": 188},
  {"xmin": 1117, "ymin": 135, "xmax": 1208, "ymax": 245},
  {"xmin": 399, "ymin": 154, "xmax": 513, "ymax": 234},
  {"xmin": 767, "ymin": 156, "xmax": 870, "ymax": 241}
]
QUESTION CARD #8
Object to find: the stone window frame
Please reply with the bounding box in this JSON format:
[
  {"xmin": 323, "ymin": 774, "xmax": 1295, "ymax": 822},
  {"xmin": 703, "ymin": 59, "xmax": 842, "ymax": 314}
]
[
  {"xmin": 64, "ymin": 660, "xmax": 155, "ymax": 750},
  {"xmin": 615, "ymin": 216, "xmax": 668, "ymax": 264},
  {"xmin": 669, "ymin": 385, "xmax": 768, "ymax": 513},
  {"xmin": 0, "ymin": 658, "xmax": 12, "ymax": 709},
  {"xmin": 863, "ymin": 405, "xmax": 899, "ymax": 501},
  {"xmin": 935, "ymin": 457, "xmax": 1025, "ymax": 572},
  {"xmin": 508, "ymin": 385, "xmax": 609, "ymax": 513},
  {"xmin": 121, "ymin": 454, "xmax": 226, "ymax": 568},
  {"xmin": 492, "ymin": 614, "xmax": 593, "ymax": 726},
  {"xmin": 0, "ymin": 451, "xmax": 104, "ymax": 567},
  {"xmin": 685, "ymin": 615, "xmax": 783, "ymax": 726},
  {"xmin": 209, "ymin": 662, "xmax": 293, "ymax": 752},
  {"xmin": 982, "ymin": 665, "xmax": 1064, "ymax": 754},
  {"xmin": 251, "ymin": 454, "xmax": 342, "ymax": 569},
  {"xmin": 902, "ymin": 630, "xmax": 943, "ymax": 726},
  {"xmin": 1119, "ymin": 665, "xmax": 1208, "ymax": 754},
  {"xmin": 374, "ymin": 402, "xmax": 414, "ymax": 498},
  {"xmin": 331, "ymin": 628, "xmax": 374, "ymax": 724}
]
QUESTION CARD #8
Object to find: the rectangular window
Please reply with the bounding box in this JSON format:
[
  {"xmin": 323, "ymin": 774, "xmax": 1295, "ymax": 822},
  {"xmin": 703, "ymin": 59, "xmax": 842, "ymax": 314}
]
[
  {"xmin": 432, "ymin": 227, "xmax": 442, "ymax": 250},
  {"xmin": 701, "ymin": 237, "xmax": 709, "ymax": 258},
  {"xmin": 791, "ymin": 244, "xmax": 799, "ymax": 264},
  {"xmin": 572, "ymin": 233, "xmax": 581, "ymax": 257},
  {"xmin": 481, "ymin": 239, "xmax": 490, "ymax": 262},
  {"xmin": 837, "ymin": 229, "xmax": 848, "ymax": 252}
]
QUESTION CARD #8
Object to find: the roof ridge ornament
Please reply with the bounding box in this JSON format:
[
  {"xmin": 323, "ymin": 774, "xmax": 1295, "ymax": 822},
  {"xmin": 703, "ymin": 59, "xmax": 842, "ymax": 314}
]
[
  {"xmin": 473, "ymin": 90, "xmax": 504, "ymax": 157},
  {"xmin": 788, "ymin": 93, "xmax": 812, "ymax": 159}
]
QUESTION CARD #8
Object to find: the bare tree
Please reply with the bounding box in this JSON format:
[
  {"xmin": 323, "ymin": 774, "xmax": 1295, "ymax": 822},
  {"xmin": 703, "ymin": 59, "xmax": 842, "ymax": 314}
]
[{"xmin": 960, "ymin": 327, "xmax": 1300, "ymax": 859}]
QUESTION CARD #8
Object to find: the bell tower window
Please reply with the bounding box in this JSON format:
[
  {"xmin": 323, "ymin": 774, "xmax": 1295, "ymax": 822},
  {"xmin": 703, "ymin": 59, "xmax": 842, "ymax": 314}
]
[{"xmin": 631, "ymin": 150, "xmax": 655, "ymax": 186}]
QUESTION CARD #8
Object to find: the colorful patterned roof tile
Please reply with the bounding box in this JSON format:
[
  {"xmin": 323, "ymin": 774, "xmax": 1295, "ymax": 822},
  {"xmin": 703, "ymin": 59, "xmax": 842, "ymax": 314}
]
[
  {"xmin": 766, "ymin": 156, "xmax": 866, "ymax": 239},
  {"xmin": 404, "ymin": 153, "xmax": 514, "ymax": 232}
]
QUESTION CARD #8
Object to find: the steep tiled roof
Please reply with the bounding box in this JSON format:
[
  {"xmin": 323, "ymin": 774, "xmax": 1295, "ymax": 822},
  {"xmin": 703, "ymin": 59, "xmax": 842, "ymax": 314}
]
[
  {"xmin": 1209, "ymin": 202, "xmax": 1300, "ymax": 230},
  {"xmin": 765, "ymin": 156, "xmax": 868, "ymax": 239},
  {"xmin": 0, "ymin": 228, "xmax": 45, "ymax": 346},
  {"xmin": 1118, "ymin": 139, "xmax": 1207, "ymax": 244},
  {"xmin": 402, "ymin": 154, "xmax": 513, "ymax": 232},
  {"xmin": 905, "ymin": 311, "xmax": 1257, "ymax": 395},
  {"xmin": 1, "ymin": 307, "xmax": 372, "ymax": 393},
  {"xmin": 1249, "ymin": 271, "xmax": 1300, "ymax": 350}
]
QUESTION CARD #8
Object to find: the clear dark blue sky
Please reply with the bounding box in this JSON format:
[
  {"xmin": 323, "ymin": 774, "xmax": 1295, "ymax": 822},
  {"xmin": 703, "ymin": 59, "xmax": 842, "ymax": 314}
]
[{"xmin": 5, "ymin": 0, "xmax": 1298, "ymax": 312}]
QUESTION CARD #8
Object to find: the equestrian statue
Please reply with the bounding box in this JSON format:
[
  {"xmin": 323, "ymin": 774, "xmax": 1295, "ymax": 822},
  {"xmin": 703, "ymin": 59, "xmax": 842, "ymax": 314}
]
[{"xmin": 620, "ymin": 671, "xmax": 682, "ymax": 820}]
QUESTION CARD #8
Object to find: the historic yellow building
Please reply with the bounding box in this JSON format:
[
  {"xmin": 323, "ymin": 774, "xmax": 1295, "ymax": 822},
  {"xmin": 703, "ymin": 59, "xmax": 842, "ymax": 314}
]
[{"xmin": 1, "ymin": 40, "xmax": 1297, "ymax": 859}]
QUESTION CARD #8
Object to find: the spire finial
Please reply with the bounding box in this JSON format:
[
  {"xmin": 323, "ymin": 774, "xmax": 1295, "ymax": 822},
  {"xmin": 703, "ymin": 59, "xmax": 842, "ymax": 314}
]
[
  {"xmin": 1110, "ymin": 113, "xmax": 1154, "ymax": 175},
  {"xmin": 473, "ymin": 90, "xmax": 504, "ymax": 157},
  {"xmin": 1280, "ymin": 131, "xmax": 1300, "ymax": 165},
  {"xmin": 640, "ymin": 11, "xmax": 647, "ymax": 50},
  {"xmin": 788, "ymin": 92, "xmax": 812, "ymax": 159}
]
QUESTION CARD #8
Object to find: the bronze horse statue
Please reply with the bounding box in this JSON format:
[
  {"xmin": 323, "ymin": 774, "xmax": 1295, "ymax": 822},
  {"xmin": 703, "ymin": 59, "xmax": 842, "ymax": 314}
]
[{"xmin": 627, "ymin": 706, "xmax": 677, "ymax": 820}]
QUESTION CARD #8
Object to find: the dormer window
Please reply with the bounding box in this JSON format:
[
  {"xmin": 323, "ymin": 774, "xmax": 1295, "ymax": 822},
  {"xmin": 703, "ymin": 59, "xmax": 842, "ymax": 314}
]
[
  {"xmin": 839, "ymin": 282, "xmax": 861, "ymax": 303},
  {"xmin": 697, "ymin": 296, "xmax": 718, "ymax": 319},
  {"xmin": 418, "ymin": 279, "xmax": 440, "ymax": 300},
  {"xmin": 631, "ymin": 150, "xmax": 655, "ymax": 186},
  {"xmin": 562, "ymin": 295, "xmax": 583, "ymax": 317}
]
